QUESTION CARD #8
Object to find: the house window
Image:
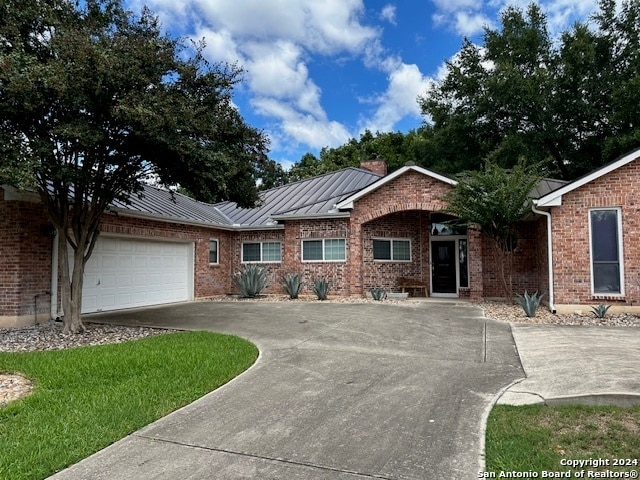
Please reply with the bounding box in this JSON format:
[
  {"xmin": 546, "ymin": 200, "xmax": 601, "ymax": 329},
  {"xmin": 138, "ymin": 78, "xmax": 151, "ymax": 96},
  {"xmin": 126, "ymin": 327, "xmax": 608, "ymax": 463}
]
[
  {"xmin": 242, "ymin": 241, "xmax": 282, "ymax": 263},
  {"xmin": 209, "ymin": 239, "xmax": 219, "ymax": 264},
  {"xmin": 302, "ymin": 238, "xmax": 346, "ymax": 261},
  {"xmin": 373, "ymin": 238, "xmax": 411, "ymax": 261},
  {"xmin": 590, "ymin": 209, "xmax": 623, "ymax": 295}
]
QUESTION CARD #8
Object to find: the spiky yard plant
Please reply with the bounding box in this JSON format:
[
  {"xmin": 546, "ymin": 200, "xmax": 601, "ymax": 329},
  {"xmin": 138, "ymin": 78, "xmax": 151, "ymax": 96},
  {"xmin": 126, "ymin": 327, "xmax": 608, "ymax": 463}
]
[
  {"xmin": 516, "ymin": 291, "xmax": 545, "ymax": 317},
  {"xmin": 232, "ymin": 265, "xmax": 272, "ymax": 298},
  {"xmin": 282, "ymin": 273, "xmax": 304, "ymax": 299},
  {"xmin": 591, "ymin": 304, "xmax": 611, "ymax": 318},
  {"xmin": 370, "ymin": 287, "xmax": 387, "ymax": 301},
  {"xmin": 312, "ymin": 277, "xmax": 331, "ymax": 300}
]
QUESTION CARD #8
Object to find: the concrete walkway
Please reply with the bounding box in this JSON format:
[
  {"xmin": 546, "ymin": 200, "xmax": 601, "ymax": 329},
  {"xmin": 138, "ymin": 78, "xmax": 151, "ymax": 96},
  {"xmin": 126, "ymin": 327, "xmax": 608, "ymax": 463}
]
[
  {"xmin": 498, "ymin": 323, "xmax": 640, "ymax": 406},
  {"xmin": 49, "ymin": 301, "xmax": 523, "ymax": 479}
]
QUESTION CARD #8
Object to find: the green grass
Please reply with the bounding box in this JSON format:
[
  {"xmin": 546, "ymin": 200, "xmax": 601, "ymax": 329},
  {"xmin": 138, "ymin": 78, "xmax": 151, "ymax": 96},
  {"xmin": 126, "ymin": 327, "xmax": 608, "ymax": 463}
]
[
  {"xmin": 486, "ymin": 404, "xmax": 640, "ymax": 474},
  {"xmin": 0, "ymin": 331, "xmax": 258, "ymax": 480}
]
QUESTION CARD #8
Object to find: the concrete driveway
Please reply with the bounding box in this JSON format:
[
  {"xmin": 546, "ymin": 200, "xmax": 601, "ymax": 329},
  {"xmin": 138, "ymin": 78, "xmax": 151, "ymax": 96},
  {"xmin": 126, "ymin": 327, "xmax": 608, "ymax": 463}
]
[{"xmin": 50, "ymin": 301, "xmax": 524, "ymax": 480}]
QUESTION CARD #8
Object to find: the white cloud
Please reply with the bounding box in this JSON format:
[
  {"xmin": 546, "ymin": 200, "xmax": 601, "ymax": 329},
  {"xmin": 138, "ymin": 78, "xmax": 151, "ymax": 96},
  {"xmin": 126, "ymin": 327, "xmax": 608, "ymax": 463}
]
[
  {"xmin": 194, "ymin": 27, "xmax": 244, "ymax": 65},
  {"xmin": 192, "ymin": 0, "xmax": 377, "ymax": 55},
  {"xmin": 252, "ymin": 98, "xmax": 351, "ymax": 149},
  {"xmin": 454, "ymin": 11, "xmax": 493, "ymax": 36},
  {"xmin": 380, "ymin": 4, "xmax": 397, "ymax": 25},
  {"xmin": 361, "ymin": 62, "xmax": 432, "ymax": 133}
]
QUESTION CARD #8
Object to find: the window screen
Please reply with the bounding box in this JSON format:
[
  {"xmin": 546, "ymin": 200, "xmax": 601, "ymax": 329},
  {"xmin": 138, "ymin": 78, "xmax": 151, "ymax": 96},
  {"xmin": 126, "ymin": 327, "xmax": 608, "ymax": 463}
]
[
  {"xmin": 590, "ymin": 209, "xmax": 621, "ymax": 294},
  {"xmin": 242, "ymin": 243, "xmax": 261, "ymax": 262},
  {"xmin": 209, "ymin": 239, "xmax": 218, "ymax": 264}
]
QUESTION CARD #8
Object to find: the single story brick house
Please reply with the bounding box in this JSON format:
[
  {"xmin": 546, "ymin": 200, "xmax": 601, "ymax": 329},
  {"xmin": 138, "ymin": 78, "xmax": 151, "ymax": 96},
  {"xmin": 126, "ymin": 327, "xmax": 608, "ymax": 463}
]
[{"xmin": 2, "ymin": 148, "xmax": 640, "ymax": 327}]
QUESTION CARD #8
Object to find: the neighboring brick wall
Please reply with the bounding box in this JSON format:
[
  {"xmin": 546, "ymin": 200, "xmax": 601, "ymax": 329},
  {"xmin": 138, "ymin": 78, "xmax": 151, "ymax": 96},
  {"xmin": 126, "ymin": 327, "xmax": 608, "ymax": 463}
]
[{"xmin": 551, "ymin": 160, "xmax": 640, "ymax": 305}]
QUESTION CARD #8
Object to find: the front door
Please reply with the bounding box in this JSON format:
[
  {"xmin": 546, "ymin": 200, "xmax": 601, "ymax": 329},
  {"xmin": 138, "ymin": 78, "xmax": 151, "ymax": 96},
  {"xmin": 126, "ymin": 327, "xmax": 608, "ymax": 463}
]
[{"xmin": 432, "ymin": 241, "xmax": 457, "ymax": 294}]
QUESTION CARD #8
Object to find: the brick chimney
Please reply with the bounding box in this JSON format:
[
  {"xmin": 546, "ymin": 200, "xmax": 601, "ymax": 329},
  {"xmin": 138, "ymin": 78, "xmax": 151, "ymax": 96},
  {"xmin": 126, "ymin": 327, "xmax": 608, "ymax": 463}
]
[{"xmin": 359, "ymin": 156, "xmax": 387, "ymax": 176}]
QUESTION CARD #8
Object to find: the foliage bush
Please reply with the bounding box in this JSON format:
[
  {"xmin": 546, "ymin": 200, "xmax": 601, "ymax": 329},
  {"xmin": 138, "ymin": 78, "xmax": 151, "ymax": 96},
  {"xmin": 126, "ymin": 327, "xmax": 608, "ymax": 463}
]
[
  {"xmin": 312, "ymin": 277, "xmax": 331, "ymax": 300},
  {"xmin": 232, "ymin": 265, "xmax": 272, "ymax": 298},
  {"xmin": 282, "ymin": 273, "xmax": 304, "ymax": 299},
  {"xmin": 516, "ymin": 291, "xmax": 545, "ymax": 317}
]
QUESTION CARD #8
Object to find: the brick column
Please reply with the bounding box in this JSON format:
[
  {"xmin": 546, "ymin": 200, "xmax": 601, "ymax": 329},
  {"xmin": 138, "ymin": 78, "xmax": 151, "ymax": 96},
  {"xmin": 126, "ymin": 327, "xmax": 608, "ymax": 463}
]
[
  {"xmin": 348, "ymin": 220, "xmax": 364, "ymax": 296},
  {"xmin": 468, "ymin": 228, "xmax": 484, "ymax": 301}
]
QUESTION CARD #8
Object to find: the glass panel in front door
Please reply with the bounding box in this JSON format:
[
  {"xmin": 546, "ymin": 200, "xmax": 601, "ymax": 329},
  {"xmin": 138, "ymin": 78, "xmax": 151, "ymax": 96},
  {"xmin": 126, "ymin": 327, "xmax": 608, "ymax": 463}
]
[{"xmin": 432, "ymin": 241, "xmax": 457, "ymax": 293}]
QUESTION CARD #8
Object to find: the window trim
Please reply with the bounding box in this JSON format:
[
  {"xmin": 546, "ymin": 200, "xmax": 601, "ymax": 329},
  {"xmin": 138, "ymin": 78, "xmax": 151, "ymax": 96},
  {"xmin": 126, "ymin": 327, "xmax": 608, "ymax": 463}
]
[
  {"xmin": 588, "ymin": 207, "xmax": 625, "ymax": 296},
  {"xmin": 302, "ymin": 238, "xmax": 347, "ymax": 262},
  {"xmin": 241, "ymin": 241, "xmax": 282, "ymax": 264},
  {"xmin": 372, "ymin": 237, "xmax": 412, "ymax": 262},
  {"xmin": 208, "ymin": 238, "xmax": 219, "ymax": 265}
]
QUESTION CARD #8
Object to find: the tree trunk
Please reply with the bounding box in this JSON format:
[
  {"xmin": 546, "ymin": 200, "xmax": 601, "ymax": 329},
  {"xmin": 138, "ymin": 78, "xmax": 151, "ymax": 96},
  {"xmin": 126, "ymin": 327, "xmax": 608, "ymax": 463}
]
[
  {"xmin": 59, "ymin": 233, "xmax": 86, "ymax": 334},
  {"xmin": 491, "ymin": 236, "xmax": 514, "ymax": 303}
]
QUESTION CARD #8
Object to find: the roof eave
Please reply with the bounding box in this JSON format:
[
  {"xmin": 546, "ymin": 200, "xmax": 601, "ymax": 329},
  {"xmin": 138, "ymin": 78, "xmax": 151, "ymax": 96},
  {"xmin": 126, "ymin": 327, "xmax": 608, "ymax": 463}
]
[
  {"xmin": 536, "ymin": 147, "xmax": 640, "ymax": 206},
  {"xmin": 107, "ymin": 208, "xmax": 239, "ymax": 230},
  {"xmin": 270, "ymin": 212, "xmax": 351, "ymax": 221}
]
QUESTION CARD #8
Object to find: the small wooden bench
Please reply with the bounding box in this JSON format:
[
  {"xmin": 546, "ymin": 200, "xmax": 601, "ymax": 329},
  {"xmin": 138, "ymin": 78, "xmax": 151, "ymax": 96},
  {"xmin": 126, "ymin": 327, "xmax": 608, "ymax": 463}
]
[{"xmin": 397, "ymin": 277, "xmax": 429, "ymax": 297}]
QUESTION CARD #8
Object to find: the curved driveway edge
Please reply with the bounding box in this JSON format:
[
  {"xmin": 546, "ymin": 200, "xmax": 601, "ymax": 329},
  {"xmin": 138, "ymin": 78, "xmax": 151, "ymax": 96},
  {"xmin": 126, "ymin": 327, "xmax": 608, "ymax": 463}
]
[
  {"xmin": 498, "ymin": 323, "xmax": 640, "ymax": 406},
  {"xmin": 49, "ymin": 301, "xmax": 523, "ymax": 480}
]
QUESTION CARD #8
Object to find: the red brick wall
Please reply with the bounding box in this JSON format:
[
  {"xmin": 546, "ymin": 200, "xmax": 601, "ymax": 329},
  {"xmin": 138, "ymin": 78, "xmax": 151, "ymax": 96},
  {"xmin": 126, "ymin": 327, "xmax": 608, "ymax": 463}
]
[
  {"xmin": 281, "ymin": 219, "xmax": 351, "ymax": 296},
  {"xmin": 348, "ymin": 170, "xmax": 454, "ymax": 295},
  {"xmin": 550, "ymin": 160, "xmax": 640, "ymax": 305},
  {"xmin": 98, "ymin": 213, "xmax": 233, "ymax": 298},
  {"xmin": 0, "ymin": 191, "xmax": 234, "ymax": 322},
  {"xmin": 536, "ymin": 216, "xmax": 550, "ymax": 298},
  {"xmin": 480, "ymin": 221, "xmax": 540, "ymax": 299},
  {"xmin": 0, "ymin": 188, "xmax": 54, "ymax": 320},
  {"xmin": 361, "ymin": 211, "xmax": 427, "ymax": 291},
  {"xmin": 228, "ymin": 229, "xmax": 286, "ymax": 295}
]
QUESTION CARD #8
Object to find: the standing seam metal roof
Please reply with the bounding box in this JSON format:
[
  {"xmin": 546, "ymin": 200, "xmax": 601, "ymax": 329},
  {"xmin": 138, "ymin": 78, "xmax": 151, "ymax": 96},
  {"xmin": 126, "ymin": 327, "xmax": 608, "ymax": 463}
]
[{"xmin": 215, "ymin": 167, "xmax": 383, "ymax": 226}]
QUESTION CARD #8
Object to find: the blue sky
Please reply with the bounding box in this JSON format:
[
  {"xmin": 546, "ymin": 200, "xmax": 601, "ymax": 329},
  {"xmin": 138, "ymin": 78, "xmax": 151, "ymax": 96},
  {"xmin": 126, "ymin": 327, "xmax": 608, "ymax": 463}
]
[{"xmin": 124, "ymin": 0, "xmax": 599, "ymax": 168}]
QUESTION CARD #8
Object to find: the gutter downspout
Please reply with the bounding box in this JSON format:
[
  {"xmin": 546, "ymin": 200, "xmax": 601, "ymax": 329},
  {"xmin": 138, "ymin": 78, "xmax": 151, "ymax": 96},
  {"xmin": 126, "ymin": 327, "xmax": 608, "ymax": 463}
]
[
  {"xmin": 50, "ymin": 231, "xmax": 59, "ymax": 320},
  {"xmin": 531, "ymin": 201, "xmax": 556, "ymax": 313}
]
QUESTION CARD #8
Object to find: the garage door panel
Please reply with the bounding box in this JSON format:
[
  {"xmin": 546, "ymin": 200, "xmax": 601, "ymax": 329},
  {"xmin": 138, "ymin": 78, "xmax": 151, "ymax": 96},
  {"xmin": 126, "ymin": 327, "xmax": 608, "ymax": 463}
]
[{"xmin": 78, "ymin": 237, "xmax": 192, "ymax": 314}]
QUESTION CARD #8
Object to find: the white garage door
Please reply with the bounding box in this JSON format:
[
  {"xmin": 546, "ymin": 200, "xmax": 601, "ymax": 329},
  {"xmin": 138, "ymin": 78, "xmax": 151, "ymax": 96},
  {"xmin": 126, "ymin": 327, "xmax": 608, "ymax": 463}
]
[{"xmin": 80, "ymin": 237, "xmax": 193, "ymax": 313}]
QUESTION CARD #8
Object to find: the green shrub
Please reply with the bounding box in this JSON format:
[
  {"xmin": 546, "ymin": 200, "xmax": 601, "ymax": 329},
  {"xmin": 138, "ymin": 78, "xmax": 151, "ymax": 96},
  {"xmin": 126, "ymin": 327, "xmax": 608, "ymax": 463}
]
[
  {"xmin": 232, "ymin": 265, "xmax": 272, "ymax": 298},
  {"xmin": 591, "ymin": 304, "xmax": 611, "ymax": 318},
  {"xmin": 312, "ymin": 277, "xmax": 331, "ymax": 300},
  {"xmin": 370, "ymin": 287, "xmax": 387, "ymax": 301},
  {"xmin": 282, "ymin": 273, "xmax": 304, "ymax": 299},
  {"xmin": 516, "ymin": 291, "xmax": 545, "ymax": 317}
]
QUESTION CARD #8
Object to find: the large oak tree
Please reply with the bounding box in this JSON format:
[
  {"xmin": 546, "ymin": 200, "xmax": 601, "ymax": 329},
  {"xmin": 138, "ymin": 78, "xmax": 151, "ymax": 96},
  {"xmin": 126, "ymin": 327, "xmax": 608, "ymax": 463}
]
[
  {"xmin": 419, "ymin": 0, "xmax": 640, "ymax": 180},
  {"xmin": 0, "ymin": 0, "xmax": 269, "ymax": 333}
]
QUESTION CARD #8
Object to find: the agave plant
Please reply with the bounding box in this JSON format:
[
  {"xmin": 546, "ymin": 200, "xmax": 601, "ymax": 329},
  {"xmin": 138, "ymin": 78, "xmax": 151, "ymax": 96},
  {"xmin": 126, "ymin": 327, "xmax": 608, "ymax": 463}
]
[
  {"xmin": 515, "ymin": 291, "xmax": 545, "ymax": 317},
  {"xmin": 282, "ymin": 273, "xmax": 304, "ymax": 299},
  {"xmin": 312, "ymin": 277, "xmax": 331, "ymax": 300},
  {"xmin": 370, "ymin": 287, "xmax": 387, "ymax": 301},
  {"xmin": 231, "ymin": 265, "xmax": 272, "ymax": 298},
  {"xmin": 591, "ymin": 304, "xmax": 611, "ymax": 318}
]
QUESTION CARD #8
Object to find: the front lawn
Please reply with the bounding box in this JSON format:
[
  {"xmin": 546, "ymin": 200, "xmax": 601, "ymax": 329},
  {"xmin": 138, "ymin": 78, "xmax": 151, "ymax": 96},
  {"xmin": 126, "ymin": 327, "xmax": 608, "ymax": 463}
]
[
  {"xmin": 486, "ymin": 404, "xmax": 640, "ymax": 475},
  {"xmin": 0, "ymin": 331, "xmax": 258, "ymax": 480}
]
